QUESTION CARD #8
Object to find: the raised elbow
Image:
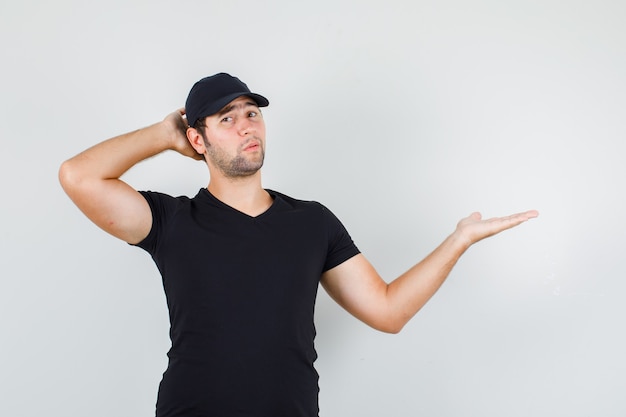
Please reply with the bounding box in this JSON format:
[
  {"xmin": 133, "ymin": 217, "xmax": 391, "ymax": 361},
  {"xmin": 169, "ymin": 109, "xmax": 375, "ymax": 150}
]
[
  {"xmin": 58, "ymin": 157, "xmax": 94, "ymax": 201},
  {"xmin": 58, "ymin": 159, "xmax": 80, "ymax": 192},
  {"xmin": 384, "ymin": 323, "xmax": 405, "ymax": 335},
  {"xmin": 372, "ymin": 318, "xmax": 406, "ymax": 335}
]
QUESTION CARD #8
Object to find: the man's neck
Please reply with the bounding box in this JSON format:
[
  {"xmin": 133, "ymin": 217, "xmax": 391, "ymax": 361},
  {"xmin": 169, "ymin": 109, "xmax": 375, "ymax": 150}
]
[{"xmin": 207, "ymin": 172, "xmax": 273, "ymax": 217}]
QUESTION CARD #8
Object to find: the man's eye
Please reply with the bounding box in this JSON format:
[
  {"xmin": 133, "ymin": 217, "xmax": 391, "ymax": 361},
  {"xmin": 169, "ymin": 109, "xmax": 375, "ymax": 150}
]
[
  {"xmin": 221, "ymin": 116, "xmax": 233, "ymax": 123},
  {"xmin": 248, "ymin": 111, "xmax": 257, "ymax": 117}
]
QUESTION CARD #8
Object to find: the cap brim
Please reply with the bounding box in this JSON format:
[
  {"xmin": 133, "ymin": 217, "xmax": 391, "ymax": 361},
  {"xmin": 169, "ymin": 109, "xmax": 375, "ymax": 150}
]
[{"xmin": 194, "ymin": 92, "xmax": 269, "ymax": 124}]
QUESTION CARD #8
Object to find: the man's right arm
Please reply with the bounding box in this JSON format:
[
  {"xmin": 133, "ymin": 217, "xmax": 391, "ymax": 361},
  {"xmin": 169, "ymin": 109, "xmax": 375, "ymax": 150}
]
[{"xmin": 58, "ymin": 109, "xmax": 202, "ymax": 244}]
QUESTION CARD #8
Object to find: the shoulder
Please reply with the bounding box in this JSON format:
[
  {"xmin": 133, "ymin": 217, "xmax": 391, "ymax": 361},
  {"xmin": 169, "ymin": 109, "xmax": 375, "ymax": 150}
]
[
  {"xmin": 132, "ymin": 190, "xmax": 196, "ymax": 250},
  {"xmin": 138, "ymin": 190, "xmax": 199, "ymax": 224},
  {"xmin": 140, "ymin": 190, "xmax": 193, "ymax": 207},
  {"xmin": 267, "ymin": 191, "xmax": 360, "ymax": 271},
  {"xmin": 267, "ymin": 189, "xmax": 328, "ymax": 212},
  {"xmin": 267, "ymin": 189, "xmax": 349, "ymax": 234}
]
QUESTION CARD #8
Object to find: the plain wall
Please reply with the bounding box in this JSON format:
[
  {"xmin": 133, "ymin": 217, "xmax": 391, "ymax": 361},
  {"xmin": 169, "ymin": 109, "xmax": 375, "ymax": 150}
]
[{"xmin": 1, "ymin": 0, "xmax": 625, "ymax": 416}]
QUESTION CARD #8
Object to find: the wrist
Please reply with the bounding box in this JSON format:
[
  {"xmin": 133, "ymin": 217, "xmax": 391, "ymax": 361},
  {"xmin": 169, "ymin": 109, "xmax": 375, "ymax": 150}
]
[
  {"xmin": 449, "ymin": 228, "xmax": 473, "ymax": 252},
  {"xmin": 151, "ymin": 120, "xmax": 176, "ymax": 150}
]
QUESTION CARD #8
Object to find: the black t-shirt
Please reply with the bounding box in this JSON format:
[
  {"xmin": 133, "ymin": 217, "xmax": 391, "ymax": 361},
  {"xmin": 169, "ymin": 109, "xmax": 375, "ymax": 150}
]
[{"xmin": 135, "ymin": 188, "xmax": 360, "ymax": 417}]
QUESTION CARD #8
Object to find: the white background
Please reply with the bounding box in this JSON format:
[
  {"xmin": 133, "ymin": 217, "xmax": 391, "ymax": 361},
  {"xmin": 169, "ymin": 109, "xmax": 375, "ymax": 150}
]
[{"xmin": 2, "ymin": 1, "xmax": 625, "ymax": 416}]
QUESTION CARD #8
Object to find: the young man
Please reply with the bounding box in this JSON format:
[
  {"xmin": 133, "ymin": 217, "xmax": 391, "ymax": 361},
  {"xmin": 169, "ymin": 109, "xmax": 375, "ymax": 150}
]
[{"xmin": 59, "ymin": 73, "xmax": 538, "ymax": 417}]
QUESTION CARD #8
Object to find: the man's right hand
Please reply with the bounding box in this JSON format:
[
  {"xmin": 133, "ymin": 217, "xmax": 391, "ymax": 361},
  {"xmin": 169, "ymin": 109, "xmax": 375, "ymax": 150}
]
[{"xmin": 163, "ymin": 108, "xmax": 205, "ymax": 161}]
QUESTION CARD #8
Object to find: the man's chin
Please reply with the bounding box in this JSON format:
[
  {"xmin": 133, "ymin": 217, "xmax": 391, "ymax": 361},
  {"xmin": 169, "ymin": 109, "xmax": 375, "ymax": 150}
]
[{"xmin": 225, "ymin": 161, "xmax": 264, "ymax": 178}]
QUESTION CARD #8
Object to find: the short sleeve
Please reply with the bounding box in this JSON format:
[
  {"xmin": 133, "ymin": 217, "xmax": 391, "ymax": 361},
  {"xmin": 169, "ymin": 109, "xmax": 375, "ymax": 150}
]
[
  {"xmin": 320, "ymin": 205, "xmax": 360, "ymax": 272},
  {"xmin": 132, "ymin": 191, "xmax": 181, "ymax": 255}
]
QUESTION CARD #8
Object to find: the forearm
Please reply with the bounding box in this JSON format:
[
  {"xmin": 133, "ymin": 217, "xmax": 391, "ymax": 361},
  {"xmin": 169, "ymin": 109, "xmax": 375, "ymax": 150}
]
[
  {"xmin": 380, "ymin": 210, "xmax": 537, "ymax": 332},
  {"xmin": 321, "ymin": 232, "xmax": 471, "ymax": 335},
  {"xmin": 60, "ymin": 122, "xmax": 173, "ymax": 183},
  {"xmin": 322, "ymin": 211, "xmax": 537, "ymax": 334},
  {"xmin": 384, "ymin": 231, "xmax": 470, "ymax": 331}
]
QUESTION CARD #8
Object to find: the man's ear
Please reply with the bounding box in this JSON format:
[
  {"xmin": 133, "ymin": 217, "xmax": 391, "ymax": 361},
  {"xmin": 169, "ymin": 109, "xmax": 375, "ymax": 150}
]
[{"xmin": 186, "ymin": 128, "xmax": 207, "ymax": 155}]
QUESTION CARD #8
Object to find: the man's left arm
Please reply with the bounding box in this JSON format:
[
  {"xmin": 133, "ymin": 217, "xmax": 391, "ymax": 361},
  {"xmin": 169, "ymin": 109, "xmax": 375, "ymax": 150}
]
[{"xmin": 320, "ymin": 210, "xmax": 538, "ymax": 333}]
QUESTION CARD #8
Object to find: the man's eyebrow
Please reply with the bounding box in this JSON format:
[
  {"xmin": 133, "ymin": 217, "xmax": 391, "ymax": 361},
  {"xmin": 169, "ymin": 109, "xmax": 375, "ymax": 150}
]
[{"xmin": 216, "ymin": 101, "xmax": 258, "ymax": 118}]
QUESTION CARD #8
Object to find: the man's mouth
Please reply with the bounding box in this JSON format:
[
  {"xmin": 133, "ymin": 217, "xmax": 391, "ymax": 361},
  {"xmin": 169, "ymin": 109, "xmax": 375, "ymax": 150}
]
[{"xmin": 243, "ymin": 141, "xmax": 260, "ymax": 151}]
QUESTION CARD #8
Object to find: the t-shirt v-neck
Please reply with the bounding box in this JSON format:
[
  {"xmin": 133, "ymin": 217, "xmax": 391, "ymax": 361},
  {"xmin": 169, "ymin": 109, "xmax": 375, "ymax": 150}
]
[{"xmin": 197, "ymin": 187, "xmax": 277, "ymax": 220}]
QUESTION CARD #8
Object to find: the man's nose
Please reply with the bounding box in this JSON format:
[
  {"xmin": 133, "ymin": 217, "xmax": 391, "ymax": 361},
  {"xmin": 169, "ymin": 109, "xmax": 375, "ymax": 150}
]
[{"xmin": 237, "ymin": 118, "xmax": 253, "ymax": 135}]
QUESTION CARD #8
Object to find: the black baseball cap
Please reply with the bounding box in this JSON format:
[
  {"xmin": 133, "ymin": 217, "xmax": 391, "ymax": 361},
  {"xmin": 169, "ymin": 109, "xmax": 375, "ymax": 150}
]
[{"xmin": 185, "ymin": 73, "xmax": 269, "ymax": 127}]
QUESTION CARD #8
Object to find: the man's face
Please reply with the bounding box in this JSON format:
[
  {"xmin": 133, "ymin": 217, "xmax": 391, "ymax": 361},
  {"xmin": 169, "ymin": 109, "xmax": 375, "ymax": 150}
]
[{"xmin": 200, "ymin": 96, "xmax": 266, "ymax": 178}]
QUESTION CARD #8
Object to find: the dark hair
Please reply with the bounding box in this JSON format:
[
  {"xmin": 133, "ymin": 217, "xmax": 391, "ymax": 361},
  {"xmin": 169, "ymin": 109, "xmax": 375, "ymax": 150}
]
[{"xmin": 193, "ymin": 117, "xmax": 206, "ymax": 132}]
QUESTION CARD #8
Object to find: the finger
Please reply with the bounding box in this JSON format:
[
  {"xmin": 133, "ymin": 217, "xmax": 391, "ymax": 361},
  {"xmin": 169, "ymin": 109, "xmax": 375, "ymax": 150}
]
[
  {"xmin": 506, "ymin": 210, "xmax": 539, "ymax": 223},
  {"xmin": 498, "ymin": 210, "xmax": 538, "ymax": 221},
  {"xmin": 525, "ymin": 209, "xmax": 539, "ymax": 218},
  {"xmin": 470, "ymin": 212, "xmax": 482, "ymax": 221},
  {"xmin": 493, "ymin": 211, "xmax": 539, "ymax": 231}
]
